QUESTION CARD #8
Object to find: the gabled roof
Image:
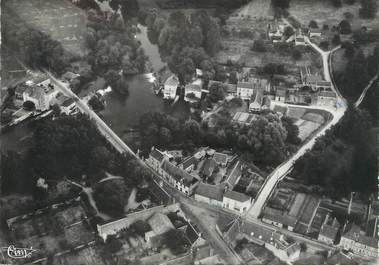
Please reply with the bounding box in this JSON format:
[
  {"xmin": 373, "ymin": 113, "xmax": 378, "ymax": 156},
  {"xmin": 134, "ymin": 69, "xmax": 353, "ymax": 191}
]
[
  {"xmin": 224, "ymin": 190, "xmax": 250, "ymax": 203},
  {"xmin": 62, "ymin": 98, "xmax": 75, "ymax": 107},
  {"xmin": 150, "ymin": 148, "xmax": 165, "ymax": 162},
  {"xmin": 213, "ymin": 152, "xmax": 229, "ymax": 165},
  {"xmin": 237, "ymin": 82, "xmax": 253, "ymax": 90},
  {"xmin": 164, "ymin": 75, "xmax": 179, "ymax": 87},
  {"xmin": 342, "ymin": 224, "xmax": 378, "ymax": 249},
  {"xmin": 226, "ymin": 161, "xmax": 242, "ymax": 188},
  {"xmin": 263, "ymin": 207, "xmax": 297, "ymax": 227},
  {"xmin": 181, "ymin": 156, "xmax": 198, "ymax": 170},
  {"xmin": 147, "ymin": 213, "xmax": 174, "ymax": 235},
  {"xmin": 161, "ymin": 160, "xmax": 197, "ymax": 185},
  {"xmin": 319, "ymin": 218, "xmax": 339, "ymax": 240},
  {"xmin": 195, "ymin": 183, "xmax": 224, "ymax": 202}
]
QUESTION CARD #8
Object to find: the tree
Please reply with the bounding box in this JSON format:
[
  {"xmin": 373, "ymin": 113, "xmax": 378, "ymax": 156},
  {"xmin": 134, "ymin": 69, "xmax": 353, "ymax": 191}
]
[
  {"xmin": 208, "ymin": 82, "xmax": 225, "ymax": 102},
  {"xmin": 88, "ymin": 95, "xmax": 105, "ymax": 112},
  {"xmin": 292, "ymin": 48, "xmax": 302, "ymax": 60},
  {"xmin": 281, "ymin": 116, "xmax": 301, "ymax": 145},
  {"xmin": 184, "ymin": 120, "xmax": 201, "ymax": 142},
  {"xmin": 251, "ymin": 39, "xmax": 267, "ymax": 52},
  {"xmin": 339, "ymin": 20, "xmax": 352, "ymax": 34},
  {"xmin": 93, "ymin": 179, "xmax": 127, "ymax": 218},
  {"xmin": 309, "ymin": 20, "xmax": 318, "ymax": 28},
  {"xmin": 104, "ymin": 235, "xmax": 122, "ymax": 253},
  {"xmin": 23, "ymin": 101, "xmax": 36, "ymax": 111},
  {"xmin": 283, "ymin": 26, "xmax": 295, "ymax": 38},
  {"xmin": 332, "ymin": 34, "xmax": 341, "ymax": 46},
  {"xmin": 271, "ymin": 0, "xmax": 291, "ymax": 9},
  {"xmin": 320, "ymin": 41, "xmax": 330, "ymax": 50},
  {"xmin": 359, "ymin": 0, "xmax": 378, "ymax": 18},
  {"xmin": 331, "ymin": 0, "xmax": 342, "ymax": 7},
  {"xmin": 161, "ymin": 229, "xmax": 190, "ymax": 255}
]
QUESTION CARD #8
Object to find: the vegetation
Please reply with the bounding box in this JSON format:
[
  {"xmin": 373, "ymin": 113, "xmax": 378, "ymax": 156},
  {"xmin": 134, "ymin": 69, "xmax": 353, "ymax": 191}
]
[
  {"xmin": 292, "ymin": 107, "xmax": 376, "ymax": 199},
  {"xmin": 335, "ymin": 44, "xmax": 379, "ymax": 102},
  {"xmin": 146, "ymin": 10, "xmax": 221, "ymax": 84},
  {"xmin": 88, "ymin": 94, "xmax": 105, "ymax": 112},
  {"xmin": 359, "ymin": 0, "xmax": 378, "ymax": 18},
  {"xmin": 139, "ymin": 111, "xmax": 300, "ymax": 167},
  {"xmin": 94, "ymin": 179, "xmax": 127, "ymax": 218}
]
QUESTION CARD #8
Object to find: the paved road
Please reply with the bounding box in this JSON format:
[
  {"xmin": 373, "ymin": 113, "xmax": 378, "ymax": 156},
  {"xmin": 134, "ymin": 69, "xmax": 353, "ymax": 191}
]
[{"xmin": 246, "ymin": 39, "xmax": 347, "ymax": 219}]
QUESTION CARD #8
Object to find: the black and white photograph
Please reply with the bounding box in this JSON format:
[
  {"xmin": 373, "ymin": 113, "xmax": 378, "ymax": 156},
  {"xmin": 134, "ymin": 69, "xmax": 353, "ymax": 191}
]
[{"xmin": 0, "ymin": 0, "xmax": 378, "ymax": 264}]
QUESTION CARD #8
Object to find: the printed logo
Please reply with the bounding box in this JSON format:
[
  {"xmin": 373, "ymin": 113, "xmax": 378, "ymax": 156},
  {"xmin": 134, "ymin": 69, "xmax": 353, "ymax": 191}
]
[{"xmin": 1, "ymin": 246, "xmax": 37, "ymax": 259}]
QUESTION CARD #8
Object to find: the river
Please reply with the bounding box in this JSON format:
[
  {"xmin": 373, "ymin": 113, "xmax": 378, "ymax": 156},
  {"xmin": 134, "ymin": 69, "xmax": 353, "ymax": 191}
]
[{"xmin": 101, "ymin": 24, "xmax": 190, "ymax": 136}]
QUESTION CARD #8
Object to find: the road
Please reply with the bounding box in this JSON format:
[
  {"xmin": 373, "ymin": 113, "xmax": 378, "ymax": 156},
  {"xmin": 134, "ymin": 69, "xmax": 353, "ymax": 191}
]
[
  {"xmin": 246, "ymin": 38, "xmax": 347, "ymax": 219},
  {"xmin": 46, "ymin": 72, "xmax": 139, "ymax": 159},
  {"xmin": 354, "ymin": 74, "xmax": 378, "ymax": 107}
]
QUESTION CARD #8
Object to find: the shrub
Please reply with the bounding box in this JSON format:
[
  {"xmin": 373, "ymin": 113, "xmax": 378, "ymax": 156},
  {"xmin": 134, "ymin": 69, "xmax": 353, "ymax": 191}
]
[{"xmin": 251, "ymin": 39, "xmax": 267, "ymax": 52}]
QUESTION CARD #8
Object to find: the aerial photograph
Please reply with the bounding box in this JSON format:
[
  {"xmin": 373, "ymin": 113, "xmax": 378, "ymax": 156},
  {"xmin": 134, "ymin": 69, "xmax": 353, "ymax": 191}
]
[{"xmin": 0, "ymin": 0, "xmax": 378, "ymax": 264}]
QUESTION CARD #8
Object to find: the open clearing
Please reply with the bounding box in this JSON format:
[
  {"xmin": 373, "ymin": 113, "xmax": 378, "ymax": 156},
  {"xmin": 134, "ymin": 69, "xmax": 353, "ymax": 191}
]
[{"xmin": 5, "ymin": 0, "xmax": 88, "ymax": 56}]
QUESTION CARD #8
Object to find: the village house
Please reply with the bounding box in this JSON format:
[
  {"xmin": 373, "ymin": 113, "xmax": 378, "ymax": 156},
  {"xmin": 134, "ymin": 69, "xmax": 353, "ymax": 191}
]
[
  {"xmin": 194, "ymin": 183, "xmax": 224, "ymax": 207},
  {"xmin": 180, "ymin": 156, "xmax": 198, "ymax": 173},
  {"xmin": 60, "ymin": 98, "xmax": 77, "ymax": 115},
  {"xmin": 145, "ymin": 213, "xmax": 175, "ymax": 245},
  {"xmin": 225, "ymin": 161, "xmax": 243, "ymax": 189},
  {"xmin": 237, "ymin": 82, "xmax": 254, "ymax": 100},
  {"xmin": 213, "ymin": 152, "xmax": 230, "ymax": 168},
  {"xmin": 161, "ymin": 160, "xmax": 199, "ymax": 195},
  {"xmin": 262, "ymin": 207, "xmax": 297, "ymax": 232},
  {"xmin": 61, "ymin": 71, "xmax": 80, "ymax": 83},
  {"xmin": 220, "ymin": 219, "xmax": 301, "ymax": 263},
  {"xmin": 185, "ymin": 79, "xmax": 203, "ymax": 102},
  {"xmin": 222, "ymin": 190, "xmax": 252, "ymax": 214},
  {"xmin": 146, "ymin": 147, "xmax": 170, "ymax": 175},
  {"xmin": 22, "ymin": 79, "xmax": 59, "ymax": 111},
  {"xmin": 309, "ymin": 28, "xmax": 322, "ymax": 38},
  {"xmin": 318, "ymin": 215, "xmax": 340, "ymax": 245},
  {"xmin": 163, "ymin": 75, "xmax": 179, "ymax": 100},
  {"xmin": 339, "ymin": 224, "xmax": 378, "ymax": 258},
  {"xmin": 294, "ymin": 30, "xmax": 307, "ymax": 46},
  {"xmin": 274, "ymin": 87, "xmax": 287, "ymax": 102},
  {"xmin": 317, "ymin": 90, "xmax": 337, "ymax": 106},
  {"xmin": 249, "ymin": 89, "xmax": 263, "ymax": 112}
]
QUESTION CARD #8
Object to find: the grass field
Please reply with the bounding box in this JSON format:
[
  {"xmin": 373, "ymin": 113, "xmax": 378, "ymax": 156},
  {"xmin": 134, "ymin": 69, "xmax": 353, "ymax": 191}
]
[{"xmin": 5, "ymin": 0, "xmax": 88, "ymax": 56}]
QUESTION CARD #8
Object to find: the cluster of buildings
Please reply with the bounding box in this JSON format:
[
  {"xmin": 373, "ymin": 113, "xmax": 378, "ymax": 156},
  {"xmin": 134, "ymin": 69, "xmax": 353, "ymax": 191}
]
[
  {"xmin": 218, "ymin": 217, "xmax": 302, "ymax": 263},
  {"xmin": 261, "ymin": 189, "xmax": 379, "ymax": 259},
  {"xmin": 267, "ymin": 20, "xmax": 322, "ymax": 46},
  {"xmin": 97, "ymin": 203, "xmax": 221, "ymax": 265},
  {"xmin": 146, "ymin": 147, "xmax": 261, "ymax": 215},
  {"xmin": 273, "ymin": 66, "xmax": 337, "ymax": 107}
]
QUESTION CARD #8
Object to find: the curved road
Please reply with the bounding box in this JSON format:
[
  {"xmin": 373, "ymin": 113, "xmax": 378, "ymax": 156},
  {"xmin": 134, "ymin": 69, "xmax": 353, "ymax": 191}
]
[{"xmin": 247, "ymin": 39, "xmax": 347, "ymax": 219}]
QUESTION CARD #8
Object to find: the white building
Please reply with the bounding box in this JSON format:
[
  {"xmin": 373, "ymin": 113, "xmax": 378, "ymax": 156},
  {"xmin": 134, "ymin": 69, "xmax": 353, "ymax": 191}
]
[
  {"xmin": 237, "ymin": 82, "xmax": 254, "ymax": 100},
  {"xmin": 163, "ymin": 75, "xmax": 179, "ymax": 99},
  {"xmin": 194, "ymin": 183, "xmax": 224, "ymax": 207},
  {"xmin": 185, "ymin": 79, "xmax": 203, "ymax": 102},
  {"xmin": 22, "ymin": 79, "xmax": 59, "ymax": 111},
  {"xmin": 223, "ymin": 190, "xmax": 252, "ymax": 213},
  {"xmin": 146, "ymin": 147, "xmax": 169, "ymax": 176}
]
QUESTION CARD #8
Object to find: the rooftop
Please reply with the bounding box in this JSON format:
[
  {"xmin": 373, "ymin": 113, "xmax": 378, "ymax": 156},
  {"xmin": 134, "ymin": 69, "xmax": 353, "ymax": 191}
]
[
  {"xmin": 150, "ymin": 147, "xmax": 166, "ymax": 162},
  {"xmin": 164, "ymin": 75, "xmax": 179, "ymax": 87},
  {"xmin": 195, "ymin": 183, "xmax": 224, "ymax": 202},
  {"xmin": 237, "ymin": 82, "xmax": 253, "ymax": 90},
  {"xmin": 148, "ymin": 213, "xmax": 175, "ymax": 235},
  {"xmin": 161, "ymin": 160, "xmax": 197, "ymax": 185},
  {"xmin": 224, "ymin": 190, "xmax": 250, "ymax": 202},
  {"xmin": 61, "ymin": 98, "xmax": 75, "ymax": 107},
  {"xmin": 225, "ymin": 161, "xmax": 242, "ymax": 188},
  {"xmin": 181, "ymin": 156, "xmax": 198, "ymax": 170},
  {"xmin": 319, "ymin": 91, "xmax": 337, "ymax": 98},
  {"xmin": 263, "ymin": 207, "xmax": 297, "ymax": 227},
  {"xmin": 342, "ymin": 224, "xmax": 378, "ymax": 249},
  {"xmin": 213, "ymin": 152, "xmax": 229, "ymax": 165}
]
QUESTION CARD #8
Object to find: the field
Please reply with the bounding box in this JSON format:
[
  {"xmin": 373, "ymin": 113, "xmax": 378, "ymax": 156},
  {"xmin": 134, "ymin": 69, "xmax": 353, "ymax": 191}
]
[
  {"xmin": 289, "ymin": 0, "xmax": 379, "ymax": 31},
  {"xmin": 5, "ymin": 0, "xmax": 88, "ymax": 56}
]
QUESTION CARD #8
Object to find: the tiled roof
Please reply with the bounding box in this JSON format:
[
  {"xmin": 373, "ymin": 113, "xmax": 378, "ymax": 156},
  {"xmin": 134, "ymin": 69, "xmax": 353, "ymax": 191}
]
[
  {"xmin": 226, "ymin": 161, "xmax": 242, "ymax": 187},
  {"xmin": 237, "ymin": 82, "xmax": 253, "ymax": 89},
  {"xmin": 224, "ymin": 190, "xmax": 250, "ymax": 202},
  {"xmin": 195, "ymin": 183, "xmax": 224, "ymax": 202},
  {"xmin": 164, "ymin": 75, "xmax": 179, "ymax": 87},
  {"xmin": 213, "ymin": 152, "xmax": 229, "ymax": 165},
  {"xmin": 150, "ymin": 148, "xmax": 165, "ymax": 162},
  {"xmin": 263, "ymin": 207, "xmax": 297, "ymax": 227},
  {"xmin": 319, "ymin": 91, "xmax": 336, "ymax": 98},
  {"xmin": 342, "ymin": 224, "xmax": 378, "ymax": 249},
  {"xmin": 161, "ymin": 160, "xmax": 196, "ymax": 185},
  {"xmin": 181, "ymin": 156, "xmax": 198, "ymax": 170}
]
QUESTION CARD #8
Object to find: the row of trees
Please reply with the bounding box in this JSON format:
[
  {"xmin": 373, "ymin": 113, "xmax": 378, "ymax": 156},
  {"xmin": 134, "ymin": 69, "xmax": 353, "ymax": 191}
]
[
  {"xmin": 335, "ymin": 44, "xmax": 379, "ymax": 101},
  {"xmin": 145, "ymin": 10, "xmax": 222, "ymax": 84},
  {"xmin": 139, "ymin": 111, "xmax": 300, "ymax": 167},
  {"xmin": 292, "ymin": 106, "xmax": 376, "ymax": 199}
]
